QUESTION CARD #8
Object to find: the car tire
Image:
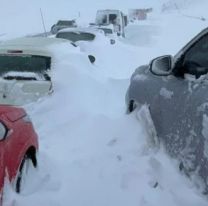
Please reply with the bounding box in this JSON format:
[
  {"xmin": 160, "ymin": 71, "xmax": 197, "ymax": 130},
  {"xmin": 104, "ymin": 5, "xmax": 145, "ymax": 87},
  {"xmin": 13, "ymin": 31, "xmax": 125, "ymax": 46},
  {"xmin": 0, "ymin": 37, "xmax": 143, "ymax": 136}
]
[
  {"xmin": 50, "ymin": 25, "xmax": 57, "ymax": 34},
  {"xmin": 15, "ymin": 153, "xmax": 37, "ymax": 193}
]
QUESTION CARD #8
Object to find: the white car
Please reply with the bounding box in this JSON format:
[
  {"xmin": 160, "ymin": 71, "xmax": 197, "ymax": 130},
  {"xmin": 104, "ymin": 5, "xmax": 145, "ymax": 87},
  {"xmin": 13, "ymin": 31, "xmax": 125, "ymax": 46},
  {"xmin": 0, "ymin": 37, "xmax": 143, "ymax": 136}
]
[
  {"xmin": 0, "ymin": 37, "xmax": 93, "ymax": 105},
  {"xmin": 89, "ymin": 24, "xmax": 116, "ymax": 44},
  {"xmin": 56, "ymin": 27, "xmax": 115, "ymax": 47}
]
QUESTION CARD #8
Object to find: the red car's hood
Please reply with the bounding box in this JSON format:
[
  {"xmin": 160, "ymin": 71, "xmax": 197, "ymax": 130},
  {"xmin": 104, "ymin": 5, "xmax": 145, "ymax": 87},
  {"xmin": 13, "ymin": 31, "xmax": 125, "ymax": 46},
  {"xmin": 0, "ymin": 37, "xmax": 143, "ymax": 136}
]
[{"xmin": 0, "ymin": 106, "xmax": 26, "ymax": 122}]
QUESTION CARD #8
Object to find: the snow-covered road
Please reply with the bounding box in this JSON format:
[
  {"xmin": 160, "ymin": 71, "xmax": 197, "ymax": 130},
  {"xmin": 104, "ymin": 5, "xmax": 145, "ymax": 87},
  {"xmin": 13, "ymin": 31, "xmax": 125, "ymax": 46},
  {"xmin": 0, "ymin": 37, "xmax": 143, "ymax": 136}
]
[{"xmin": 2, "ymin": 1, "xmax": 208, "ymax": 205}]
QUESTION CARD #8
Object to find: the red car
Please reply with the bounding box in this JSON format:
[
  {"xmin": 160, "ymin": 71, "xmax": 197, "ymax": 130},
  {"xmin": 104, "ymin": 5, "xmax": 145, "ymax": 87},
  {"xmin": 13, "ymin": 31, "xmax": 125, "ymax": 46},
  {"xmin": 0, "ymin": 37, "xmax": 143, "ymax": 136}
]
[{"xmin": 0, "ymin": 106, "xmax": 38, "ymax": 195}]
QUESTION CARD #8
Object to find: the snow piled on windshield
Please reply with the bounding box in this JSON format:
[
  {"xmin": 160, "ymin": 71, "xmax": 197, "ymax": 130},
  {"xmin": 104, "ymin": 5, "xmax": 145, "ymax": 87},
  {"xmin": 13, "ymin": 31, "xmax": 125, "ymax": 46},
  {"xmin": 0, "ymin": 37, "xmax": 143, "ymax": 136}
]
[{"xmin": 2, "ymin": 0, "xmax": 208, "ymax": 205}]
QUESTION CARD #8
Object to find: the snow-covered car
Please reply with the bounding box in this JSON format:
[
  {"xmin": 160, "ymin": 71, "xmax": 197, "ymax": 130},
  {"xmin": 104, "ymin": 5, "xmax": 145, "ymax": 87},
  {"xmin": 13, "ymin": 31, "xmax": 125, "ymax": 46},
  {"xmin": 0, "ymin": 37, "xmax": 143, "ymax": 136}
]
[
  {"xmin": 50, "ymin": 20, "xmax": 77, "ymax": 34},
  {"xmin": 95, "ymin": 9, "xmax": 126, "ymax": 37},
  {"xmin": 56, "ymin": 27, "xmax": 97, "ymax": 43},
  {"xmin": 0, "ymin": 105, "xmax": 38, "ymax": 196},
  {"xmin": 0, "ymin": 37, "xmax": 93, "ymax": 105},
  {"xmin": 56, "ymin": 27, "xmax": 116, "ymax": 52},
  {"xmin": 97, "ymin": 26, "xmax": 114, "ymax": 36},
  {"xmin": 126, "ymin": 27, "xmax": 208, "ymax": 193},
  {"xmin": 89, "ymin": 24, "xmax": 116, "ymax": 44}
]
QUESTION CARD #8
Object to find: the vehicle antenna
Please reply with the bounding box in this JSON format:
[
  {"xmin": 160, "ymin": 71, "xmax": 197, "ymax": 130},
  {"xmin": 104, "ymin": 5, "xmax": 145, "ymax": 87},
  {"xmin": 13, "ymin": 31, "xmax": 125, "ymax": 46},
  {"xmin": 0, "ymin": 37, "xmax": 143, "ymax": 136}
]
[{"xmin": 40, "ymin": 8, "xmax": 47, "ymax": 37}]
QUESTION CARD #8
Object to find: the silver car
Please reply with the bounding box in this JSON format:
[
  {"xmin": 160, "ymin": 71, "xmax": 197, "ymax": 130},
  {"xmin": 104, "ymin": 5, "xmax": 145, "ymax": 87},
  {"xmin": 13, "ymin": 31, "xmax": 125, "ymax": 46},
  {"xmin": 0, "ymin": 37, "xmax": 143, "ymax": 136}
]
[
  {"xmin": 126, "ymin": 27, "xmax": 208, "ymax": 193},
  {"xmin": 56, "ymin": 27, "xmax": 115, "ymax": 49}
]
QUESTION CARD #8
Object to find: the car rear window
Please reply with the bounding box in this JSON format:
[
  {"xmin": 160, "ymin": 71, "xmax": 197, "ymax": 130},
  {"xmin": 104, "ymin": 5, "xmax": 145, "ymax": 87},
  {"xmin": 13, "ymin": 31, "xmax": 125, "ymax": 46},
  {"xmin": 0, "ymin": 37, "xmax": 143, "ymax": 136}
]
[
  {"xmin": 56, "ymin": 32, "xmax": 95, "ymax": 42},
  {"xmin": 0, "ymin": 54, "xmax": 51, "ymax": 80},
  {"xmin": 57, "ymin": 21, "xmax": 75, "ymax": 26}
]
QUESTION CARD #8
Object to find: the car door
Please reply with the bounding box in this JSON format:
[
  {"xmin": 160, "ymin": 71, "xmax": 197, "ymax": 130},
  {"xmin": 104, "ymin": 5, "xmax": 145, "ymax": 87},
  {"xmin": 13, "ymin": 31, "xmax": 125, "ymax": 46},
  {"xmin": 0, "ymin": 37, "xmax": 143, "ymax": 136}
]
[
  {"xmin": 183, "ymin": 77, "xmax": 208, "ymax": 183},
  {"xmin": 137, "ymin": 72, "xmax": 190, "ymax": 158},
  {"xmin": 130, "ymin": 67, "xmax": 190, "ymax": 147},
  {"xmin": 177, "ymin": 34, "xmax": 208, "ymax": 183},
  {"xmin": 151, "ymin": 32, "xmax": 208, "ymax": 184}
]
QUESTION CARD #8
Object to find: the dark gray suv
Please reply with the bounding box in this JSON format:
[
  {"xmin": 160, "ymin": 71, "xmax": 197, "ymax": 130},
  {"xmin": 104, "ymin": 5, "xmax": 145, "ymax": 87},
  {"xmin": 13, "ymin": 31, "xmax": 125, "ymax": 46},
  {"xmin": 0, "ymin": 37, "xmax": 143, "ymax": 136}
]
[{"xmin": 126, "ymin": 27, "xmax": 208, "ymax": 194}]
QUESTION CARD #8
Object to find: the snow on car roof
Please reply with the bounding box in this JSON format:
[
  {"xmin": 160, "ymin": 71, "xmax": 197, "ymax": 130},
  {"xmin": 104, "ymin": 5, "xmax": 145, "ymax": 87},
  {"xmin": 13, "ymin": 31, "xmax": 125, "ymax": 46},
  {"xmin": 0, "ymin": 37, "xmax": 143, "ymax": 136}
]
[
  {"xmin": 0, "ymin": 37, "xmax": 72, "ymax": 57},
  {"xmin": 96, "ymin": 9, "xmax": 123, "ymax": 14}
]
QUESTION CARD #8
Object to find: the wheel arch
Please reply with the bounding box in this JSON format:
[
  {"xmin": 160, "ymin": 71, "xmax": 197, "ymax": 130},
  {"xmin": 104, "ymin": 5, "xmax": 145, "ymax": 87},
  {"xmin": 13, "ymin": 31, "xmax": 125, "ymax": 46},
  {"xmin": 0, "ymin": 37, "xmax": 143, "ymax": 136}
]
[{"xmin": 24, "ymin": 146, "xmax": 37, "ymax": 168}]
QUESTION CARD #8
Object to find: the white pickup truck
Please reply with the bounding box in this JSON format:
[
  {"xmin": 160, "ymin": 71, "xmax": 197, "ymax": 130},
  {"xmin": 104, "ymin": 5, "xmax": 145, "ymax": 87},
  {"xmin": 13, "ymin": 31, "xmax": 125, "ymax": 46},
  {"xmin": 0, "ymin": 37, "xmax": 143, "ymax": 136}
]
[
  {"xmin": 0, "ymin": 37, "xmax": 71, "ymax": 105},
  {"xmin": 95, "ymin": 9, "xmax": 126, "ymax": 37}
]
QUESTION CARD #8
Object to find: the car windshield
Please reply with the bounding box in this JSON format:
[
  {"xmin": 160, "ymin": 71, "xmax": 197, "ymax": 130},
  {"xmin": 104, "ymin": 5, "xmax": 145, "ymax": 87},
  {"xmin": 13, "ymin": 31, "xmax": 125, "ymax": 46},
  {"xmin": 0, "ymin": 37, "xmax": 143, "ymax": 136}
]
[
  {"xmin": 96, "ymin": 14, "xmax": 108, "ymax": 25},
  {"xmin": 98, "ymin": 28, "xmax": 113, "ymax": 34},
  {"xmin": 0, "ymin": 54, "xmax": 51, "ymax": 80},
  {"xmin": 56, "ymin": 32, "xmax": 95, "ymax": 42},
  {"xmin": 109, "ymin": 14, "xmax": 117, "ymax": 24},
  {"xmin": 57, "ymin": 21, "xmax": 74, "ymax": 26}
]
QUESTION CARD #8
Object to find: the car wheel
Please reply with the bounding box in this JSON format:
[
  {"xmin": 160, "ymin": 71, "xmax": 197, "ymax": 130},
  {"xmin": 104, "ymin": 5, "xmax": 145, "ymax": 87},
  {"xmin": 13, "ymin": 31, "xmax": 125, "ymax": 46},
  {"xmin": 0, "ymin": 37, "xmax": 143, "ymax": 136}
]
[
  {"xmin": 15, "ymin": 152, "xmax": 37, "ymax": 193},
  {"xmin": 50, "ymin": 25, "xmax": 57, "ymax": 34}
]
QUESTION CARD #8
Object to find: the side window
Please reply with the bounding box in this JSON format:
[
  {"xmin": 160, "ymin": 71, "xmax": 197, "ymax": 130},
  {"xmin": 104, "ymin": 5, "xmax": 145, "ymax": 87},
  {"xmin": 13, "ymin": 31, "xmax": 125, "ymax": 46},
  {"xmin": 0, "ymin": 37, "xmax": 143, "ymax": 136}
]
[
  {"xmin": 102, "ymin": 15, "xmax": 107, "ymax": 24},
  {"xmin": 182, "ymin": 34, "xmax": 208, "ymax": 76}
]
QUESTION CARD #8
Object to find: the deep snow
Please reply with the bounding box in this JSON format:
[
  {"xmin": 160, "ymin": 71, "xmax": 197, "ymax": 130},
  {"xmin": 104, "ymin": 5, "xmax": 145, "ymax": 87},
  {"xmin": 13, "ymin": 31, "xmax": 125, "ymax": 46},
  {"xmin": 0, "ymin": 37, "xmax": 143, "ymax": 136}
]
[{"xmin": 1, "ymin": 0, "xmax": 208, "ymax": 205}]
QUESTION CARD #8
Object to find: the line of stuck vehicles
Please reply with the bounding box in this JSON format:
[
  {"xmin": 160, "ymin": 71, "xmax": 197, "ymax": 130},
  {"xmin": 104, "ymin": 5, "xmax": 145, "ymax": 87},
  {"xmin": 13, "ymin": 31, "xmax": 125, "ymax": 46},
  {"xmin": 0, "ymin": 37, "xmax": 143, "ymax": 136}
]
[
  {"xmin": 0, "ymin": 13, "xmax": 122, "ymax": 199},
  {"xmin": 0, "ymin": 10, "xmax": 128, "ymax": 199},
  {"xmin": 1, "ymin": 10, "xmax": 208, "ymax": 202}
]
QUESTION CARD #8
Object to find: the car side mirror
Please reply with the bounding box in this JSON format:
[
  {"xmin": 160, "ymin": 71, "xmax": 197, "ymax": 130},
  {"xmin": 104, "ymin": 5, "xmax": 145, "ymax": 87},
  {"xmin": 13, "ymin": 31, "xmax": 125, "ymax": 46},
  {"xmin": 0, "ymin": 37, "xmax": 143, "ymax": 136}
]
[
  {"xmin": 88, "ymin": 55, "xmax": 96, "ymax": 64},
  {"xmin": 150, "ymin": 55, "xmax": 173, "ymax": 76},
  {"xmin": 0, "ymin": 122, "xmax": 7, "ymax": 141}
]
